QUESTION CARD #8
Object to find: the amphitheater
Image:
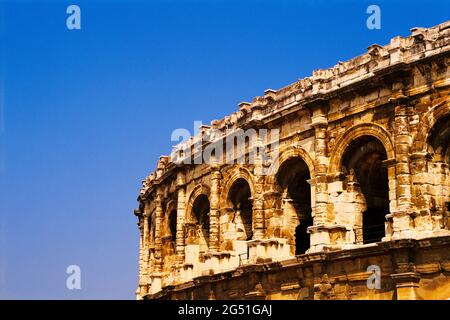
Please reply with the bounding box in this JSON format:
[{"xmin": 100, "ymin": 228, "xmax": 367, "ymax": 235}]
[{"xmin": 134, "ymin": 21, "xmax": 450, "ymax": 300}]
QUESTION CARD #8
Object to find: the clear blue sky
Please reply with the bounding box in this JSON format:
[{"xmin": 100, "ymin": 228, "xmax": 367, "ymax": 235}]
[{"xmin": 0, "ymin": 0, "xmax": 448, "ymax": 299}]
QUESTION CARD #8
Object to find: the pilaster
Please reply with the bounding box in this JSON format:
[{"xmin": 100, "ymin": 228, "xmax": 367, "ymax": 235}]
[
  {"xmin": 176, "ymin": 171, "xmax": 186, "ymax": 263},
  {"xmin": 389, "ymin": 93, "xmax": 417, "ymax": 239},
  {"xmin": 209, "ymin": 163, "xmax": 221, "ymax": 251}
]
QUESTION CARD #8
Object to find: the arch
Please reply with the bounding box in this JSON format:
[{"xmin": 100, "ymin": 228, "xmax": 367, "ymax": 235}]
[
  {"xmin": 340, "ymin": 136, "xmax": 390, "ymax": 244},
  {"xmin": 427, "ymin": 114, "xmax": 450, "ymax": 161},
  {"xmin": 275, "ymin": 155, "xmax": 313, "ymax": 254},
  {"xmin": 227, "ymin": 177, "xmax": 253, "ymax": 241},
  {"xmin": 412, "ymin": 99, "xmax": 450, "ymax": 154},
  {"xmin": 328, "ymin": 123, "xmax": 395, "ymax": 174},
  {"xmin": 164, "ymin": 199, "xmax": 177, "ymax": 241},
  {"xmin": 185, "ymin": 184, "xmax": 211, "ymax": 251},
  {"xmin": 192, "ymin": 195, "xmax": 210, "ymax": 226},
  {"xmin": 221, "ymin": 166, "xmax": 256, "ymax": 207},
  {"xmin": 186, "ymin": 184, "xmax": 210, "ymax": 222},
  {"xmin": 165, "ymin": 200, "xmax": 177, "ymax": 218},
  {"xmin": 267, "ymin": 145, "xmax": 316, "ymax": 178}
]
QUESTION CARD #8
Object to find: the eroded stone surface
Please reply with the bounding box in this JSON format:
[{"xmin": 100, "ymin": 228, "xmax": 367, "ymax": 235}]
[{"xmin": 134, "ymin": 21, "xmax": 450, "ymax": 300}]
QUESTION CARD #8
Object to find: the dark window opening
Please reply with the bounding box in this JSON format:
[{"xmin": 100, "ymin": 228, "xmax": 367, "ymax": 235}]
[
  {"xmin": 295, "ymin": 219, "xmax": 312, "ymax": 254},
  {"xmin": 362, "ymin": 208, "xmax": 386, "ymax": 244},
  {"xmin": 228, "ymin": 178, "xmax": 253, "ymax": 240},
  {"xmin": 169, "ymin": 210, "xmax": 177, "ymax": 243},
  {"xmin": 276, "ymin": 157, "xmax": 313, "ymax": 254},
  {"xmin": 192, "ymin": 194, "xmax": 210, "ymax": 248},
  {"xmin": 342, "ymin": 136, "xmax": 389, "ymax": 244}
]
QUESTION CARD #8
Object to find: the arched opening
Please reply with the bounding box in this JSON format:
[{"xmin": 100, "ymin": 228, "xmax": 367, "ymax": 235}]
[
  {"xmin": 427, "ymin": 114, "xmax": 450, "ymax": 230},
  {"xmin": 192, "ymin": 194, "xmax": 210, "ymax": 251},
  {"xmin": 168, "ymin": 210, "xmax": 177, "ymax": 243},
  {"xmin": 342, "ymin": 136, "xmax": 389, "ymax": 244},
  {"xmin": 228, "ymin": 178, "xmax": 253, "ymax": 241},
  {"xmin": 428, "ymin": 115, "xmax": 450, "ymax": 164},
  {"xmin": 276, "ymin": 157, "xmax": 312, "ymax": 254}
]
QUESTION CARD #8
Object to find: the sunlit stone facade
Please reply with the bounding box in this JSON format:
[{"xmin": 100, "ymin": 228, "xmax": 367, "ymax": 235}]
[{"xmin": 134, "ymin": 21, "xmax": 450, "ymax": 300}]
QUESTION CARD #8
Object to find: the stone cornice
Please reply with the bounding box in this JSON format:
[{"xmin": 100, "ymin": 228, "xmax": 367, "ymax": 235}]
[{"xmin": 143, "ymin": 235, "xmax": 450, "ymax": 300}]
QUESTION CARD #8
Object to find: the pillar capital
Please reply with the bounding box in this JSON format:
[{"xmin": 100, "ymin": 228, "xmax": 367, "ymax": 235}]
[
  {"xmin": 311, "ymin": 115, "xmax": 328, "ymax": 127},
  {"xmin": 388, "ymin": 90, "xmax": 408, "ymax": 105},
  {"xmin": 210, "ymin": 163, "xmax": 222, "ymax": 176}
]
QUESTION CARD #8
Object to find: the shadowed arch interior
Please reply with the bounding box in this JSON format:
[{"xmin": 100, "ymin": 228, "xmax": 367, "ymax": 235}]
[
  {"xmin": 192, "ymin": 194, "xmax": 210, "ymax": 249},
  {"xmin": 276, "ymin": 157, "xmax": 312, "ymax": 254},
  {"xmin": 427, "ymin": 114, "xmax": 450, "ymax": 227},
  {"xmin": 168, "ymin": 210, "xmax": 177, "ymax": 243},
  {"xmin": 342, "ymin": 136, "xmax": 389, "ymax": 244},
  {"xmin": 228, "ymin": 178, "xmax": 253, "ymax": 240},
  {"xmin": 428, "ymin": 114, "xmax": 450, "ymax": 163}
]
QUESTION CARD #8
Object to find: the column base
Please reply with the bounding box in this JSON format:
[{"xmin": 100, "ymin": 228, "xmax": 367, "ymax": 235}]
[
  {"xmin": 149, "ymin": 275, "xmax": 162, "ymax": 295},
  {"xmin": 387, "ymin": 211, "xmax": 450, "ymax": 240},
  {"xmin": 307, "ymin": 224, "xmax": 349, "ymax": 253},
  {"xmin": 247, "ymin": 238, "xmax": 291, "ymax": 263},
  {"xmin": 387, "ymin": 210, "xmax": 416, "ymax": 240}
]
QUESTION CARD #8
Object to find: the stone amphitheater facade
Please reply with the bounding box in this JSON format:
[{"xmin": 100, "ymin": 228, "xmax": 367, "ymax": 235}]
[{"xmin": 134, "ymin": 21, "xmax": 450, "ymax": 300}]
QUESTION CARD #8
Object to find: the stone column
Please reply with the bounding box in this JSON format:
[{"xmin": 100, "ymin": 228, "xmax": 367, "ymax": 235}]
[
  {"xmin": 252, "ymin": 136, "xmax": 265, "ymax": 239},
  {"xmin": 141, "ymin": 211, "xmax": 149, "ymax": 272},
  {"xmin": 308, "ymin": 102, "xmax": 347, "ymax": 252},
  {"xmin": 393, "ymin": 98, "xmax": 413, "ymax": 210},
  {"xmin": 262, "ymin": 187, "xmax": 282, "ymax": 239},
  {"xmin": 379, "ymin": 159, "xmax": 397, "ymax": 242},
  {"xmin": 176, "ymin": 171, "xmax": 186, "ymax": 263},
  {"xmin": 252, "ymin": 194, "xmax": 265, "ymax": 240},
  {"xmin": 391, "ymin": 272, "xmax": 422, "ymax": 300},
  {"xmin": 390, "ymin": 95, "xmax": 416, "ymax": 239},
  {"xmin": 154, "ymin": 192, "xmax": 164, "ymax": 273},
  {"xmin": 209, "ymin": 164, "xmax": 221, "ymax": 251},
  {"xmin": 391, "ymin": 246, "xmax": 421, "ymax": 300},
  {"xmin": 435, "ymin": 161, "xmax": 449, "ymax": 231},
  {"xmin": 136, "ymin": 212, "xmax": 146, "ymax": 298},
  {"xmin": 311, "ymin": 111, "xmax": 329, "ymax": 225},
  {"xmin": 135, "ymin": 205, "xmax": 152, "ymax": 297}
]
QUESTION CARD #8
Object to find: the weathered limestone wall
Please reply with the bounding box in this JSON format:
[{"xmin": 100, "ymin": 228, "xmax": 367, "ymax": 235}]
[
  {"xmin": 147, "ymin": 237, "xmax": 450, "ymax": 300},
  {"xmin": 134, "ymin": 21, "xmax": 450, "ymax": 300}
]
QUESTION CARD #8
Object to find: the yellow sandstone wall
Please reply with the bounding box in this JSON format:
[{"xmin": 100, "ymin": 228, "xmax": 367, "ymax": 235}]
[{"xmin": 134, "ymin": 21, "xmax": 450, "ymax": 300}]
